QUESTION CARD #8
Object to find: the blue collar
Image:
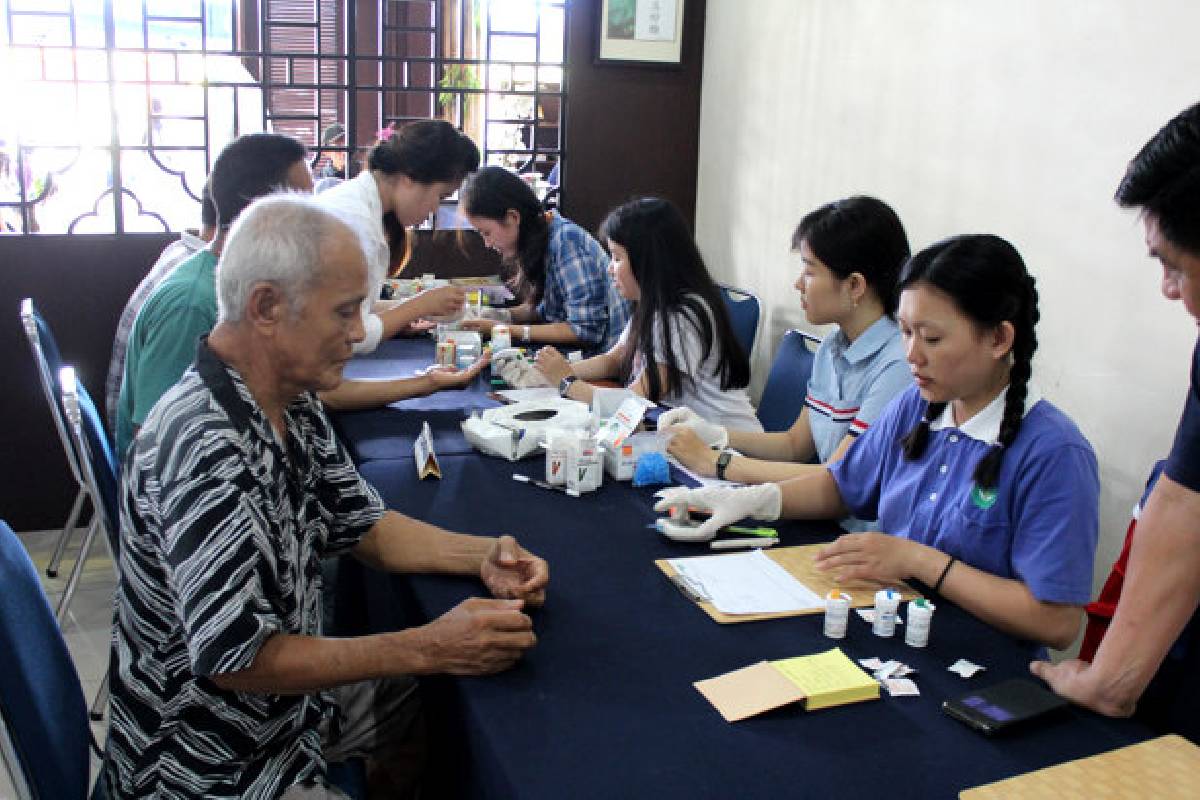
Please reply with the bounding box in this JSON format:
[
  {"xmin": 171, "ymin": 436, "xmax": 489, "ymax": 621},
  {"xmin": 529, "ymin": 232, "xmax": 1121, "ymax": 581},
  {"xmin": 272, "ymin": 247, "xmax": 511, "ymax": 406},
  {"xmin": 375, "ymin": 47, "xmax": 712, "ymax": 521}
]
[{"xmin": 832, "ymin": 315, "xmax": 898, "ymax": 366}]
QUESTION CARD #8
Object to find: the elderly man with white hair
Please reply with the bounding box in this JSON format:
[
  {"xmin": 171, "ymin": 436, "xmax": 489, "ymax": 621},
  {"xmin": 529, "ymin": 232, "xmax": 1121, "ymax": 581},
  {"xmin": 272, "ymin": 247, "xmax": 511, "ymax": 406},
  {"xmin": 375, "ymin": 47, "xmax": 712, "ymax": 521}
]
[{"xmin": 102, "ymin": 194, "xmax": 547, "ymax": 799}]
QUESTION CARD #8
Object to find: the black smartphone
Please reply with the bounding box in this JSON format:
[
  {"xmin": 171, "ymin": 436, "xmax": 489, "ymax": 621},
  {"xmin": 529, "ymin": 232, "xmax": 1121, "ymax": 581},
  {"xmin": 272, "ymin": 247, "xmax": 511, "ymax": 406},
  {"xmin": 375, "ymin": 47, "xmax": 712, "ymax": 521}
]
[{"xmin": 942, "ymin": 678, "xmax": 1068, "ymax": 735}]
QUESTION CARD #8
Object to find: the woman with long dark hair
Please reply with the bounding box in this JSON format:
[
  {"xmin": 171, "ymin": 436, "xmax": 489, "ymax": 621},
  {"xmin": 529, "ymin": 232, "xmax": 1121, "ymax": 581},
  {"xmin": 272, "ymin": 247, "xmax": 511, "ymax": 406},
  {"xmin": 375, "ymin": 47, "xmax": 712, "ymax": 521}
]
[
  {"xmin": 319, "ymin": 119, "xmax": 479, "ymax": 353},
  {"xmin": 458, "ymin": 166, "xmax": 630, "ymax": 351},
  {"xmin": 533, "ymin": 197, "xmax": 760, "ymax": 430},
  {"xmin": 663, "ymin": 196, "xmax": 912, "ymax": 499},
  {"xmin": 656, "ymin": 235, "xmax": 1099, "ymax": 650}
]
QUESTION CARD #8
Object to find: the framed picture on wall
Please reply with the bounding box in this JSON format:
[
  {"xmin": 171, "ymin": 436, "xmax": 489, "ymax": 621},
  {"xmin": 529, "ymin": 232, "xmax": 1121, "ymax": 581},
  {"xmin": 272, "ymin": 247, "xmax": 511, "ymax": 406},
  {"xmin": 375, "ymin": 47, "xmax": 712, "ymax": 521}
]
[{"xmin": 595, "ymin": 0, "xmax": 686, "ymax": 67}]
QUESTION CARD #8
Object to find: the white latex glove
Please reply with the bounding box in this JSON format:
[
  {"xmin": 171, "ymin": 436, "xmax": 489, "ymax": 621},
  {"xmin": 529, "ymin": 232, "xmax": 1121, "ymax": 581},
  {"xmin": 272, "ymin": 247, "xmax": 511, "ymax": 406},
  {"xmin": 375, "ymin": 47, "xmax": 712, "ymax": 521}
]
[
  {"xmin": 652, "ymin": 483, "xmax": 782, "ymax": 542},
  {"xmin": 657, "ymin": 406, "xmax": 728, "ymax": 449},
  {"xmin": 480, "ymin": 307, "xmax": 513, "ymax": 322}
]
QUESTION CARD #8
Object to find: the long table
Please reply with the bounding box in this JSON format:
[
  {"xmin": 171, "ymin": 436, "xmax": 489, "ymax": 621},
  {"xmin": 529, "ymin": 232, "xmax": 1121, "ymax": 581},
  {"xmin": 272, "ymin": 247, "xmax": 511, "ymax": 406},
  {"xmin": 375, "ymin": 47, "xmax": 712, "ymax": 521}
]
[{"xmin": 331, "ymin": 338, "xmax": 1151, "ymax": 799}]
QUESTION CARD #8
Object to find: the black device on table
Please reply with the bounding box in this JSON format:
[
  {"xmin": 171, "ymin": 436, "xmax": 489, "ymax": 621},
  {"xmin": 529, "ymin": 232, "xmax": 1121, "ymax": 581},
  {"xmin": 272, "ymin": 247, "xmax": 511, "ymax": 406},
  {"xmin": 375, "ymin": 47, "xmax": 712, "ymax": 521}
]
[{"xmin": 942, "ymin": 678, "xmax": 1069, "ymax": 735}]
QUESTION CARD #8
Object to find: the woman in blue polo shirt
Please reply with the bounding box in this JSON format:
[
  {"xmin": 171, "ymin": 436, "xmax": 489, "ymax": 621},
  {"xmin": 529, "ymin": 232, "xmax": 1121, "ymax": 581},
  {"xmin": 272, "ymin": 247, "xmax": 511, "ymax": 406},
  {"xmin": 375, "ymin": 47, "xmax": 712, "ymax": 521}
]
[
  {"xmin": 661, "ymin": 196, "xmax": 913, "ymax": 505},
  {"xmin": 657, "ymin": 234, "xmax": 1099, "ymax": 650}
]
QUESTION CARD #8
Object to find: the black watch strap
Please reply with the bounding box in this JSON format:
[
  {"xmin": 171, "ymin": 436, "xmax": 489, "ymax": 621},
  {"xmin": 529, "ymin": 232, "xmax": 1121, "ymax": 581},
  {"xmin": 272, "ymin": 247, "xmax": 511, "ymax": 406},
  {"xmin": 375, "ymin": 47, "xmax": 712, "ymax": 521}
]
[
  {"xmin": 558, "ymin": 374, "xmax": 578, "ymax": 397},
  {"xmin": 715, "ymin": 449, "xmax": 733, "ymax": 481}
]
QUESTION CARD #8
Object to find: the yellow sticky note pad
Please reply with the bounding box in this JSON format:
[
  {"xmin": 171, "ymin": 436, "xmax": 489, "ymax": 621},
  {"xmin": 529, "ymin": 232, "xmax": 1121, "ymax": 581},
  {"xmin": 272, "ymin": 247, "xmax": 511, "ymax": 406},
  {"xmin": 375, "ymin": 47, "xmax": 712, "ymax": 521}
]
[
  {"xmin": 694, "ymin": 648, "xmax": 878, "ymax": 722},
  {"xmin": 770, "ymin": 648, "xmax": 879, "ymax": 711}
]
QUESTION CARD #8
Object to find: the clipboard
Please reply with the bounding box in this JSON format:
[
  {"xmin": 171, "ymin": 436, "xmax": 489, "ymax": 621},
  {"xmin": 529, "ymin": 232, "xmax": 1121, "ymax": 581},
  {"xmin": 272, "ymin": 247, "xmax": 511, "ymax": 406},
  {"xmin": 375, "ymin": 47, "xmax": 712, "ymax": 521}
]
[
  {"xmin": 959, "ymin": 735, "xmax": 1200, "ymax": 799},
  {"xmin": 655, "ymin": 544, "xmax": 920, "ymax": 624},
  {"xmin": 413, "ymin": 421, "xmax": 441, "ymax": 480}
]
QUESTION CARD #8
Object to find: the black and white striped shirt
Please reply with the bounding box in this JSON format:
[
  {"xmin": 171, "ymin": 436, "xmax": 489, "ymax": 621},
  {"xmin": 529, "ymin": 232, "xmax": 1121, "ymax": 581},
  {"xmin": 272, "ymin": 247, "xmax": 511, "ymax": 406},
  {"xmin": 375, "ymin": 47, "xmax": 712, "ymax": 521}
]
[{"xmin": 103, "ymin": 339, "xmax": 385, "ymax": 799}]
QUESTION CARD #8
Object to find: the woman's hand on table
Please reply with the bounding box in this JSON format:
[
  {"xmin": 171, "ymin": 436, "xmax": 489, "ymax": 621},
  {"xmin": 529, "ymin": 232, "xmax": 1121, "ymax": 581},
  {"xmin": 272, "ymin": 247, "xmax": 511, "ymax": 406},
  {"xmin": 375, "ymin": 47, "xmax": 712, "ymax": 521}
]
[
  {"xmin": 652, "ymin": 483, "xmax": 783, "ymax": 541},
  {"xmin": 666, "ymin": 427, "xmax": 721, "ymax": 477},
  {"xmin": 481, "ymin": 535, "xmax": 549, "ymax": 606},
  {"xmin": 459, "ymin": 317, "xmax": 496, "ymax": 335},
  {"xmin": 533, "ymin": 346, "xmax": 572, "ymax": 385},
  {"xmin": 424, "ymin": 351, "xmax": 489, "ymax": 390},
  {"xmin": 813, "ymin": 532, "xmax": 932, "ymax": 585},
  {"xmin": 397, "ymin": 319, "xmax": 437, "ymax": 337},
  {"xmin": 411, "ymin": 285, "xmax": 466, "ymax": 319},
  {"xmin": 658, "ymin": 406, "xmax": 729, "ymax": 448}
]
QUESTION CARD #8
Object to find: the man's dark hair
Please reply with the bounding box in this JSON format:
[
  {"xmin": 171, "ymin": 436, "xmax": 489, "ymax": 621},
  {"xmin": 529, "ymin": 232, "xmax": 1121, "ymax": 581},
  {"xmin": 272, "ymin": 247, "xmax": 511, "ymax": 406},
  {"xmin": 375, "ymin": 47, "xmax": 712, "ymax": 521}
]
[
  {"xmin": 199, "ymin": 179, "xmax": 217, "ymax": 229},
  {"xmin": 209, "ymin": 133, "xmax": 307, "ymax": 228},
  {"xmin": 1115, "ymin": 102, "xmax": 1200, "ymax": 254}
]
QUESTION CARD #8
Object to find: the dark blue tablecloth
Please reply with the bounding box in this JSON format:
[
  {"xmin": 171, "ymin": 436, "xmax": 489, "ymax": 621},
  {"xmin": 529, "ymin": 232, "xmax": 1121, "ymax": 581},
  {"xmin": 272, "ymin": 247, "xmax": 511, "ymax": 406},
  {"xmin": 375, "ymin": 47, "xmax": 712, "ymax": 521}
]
[
  {"xmin": 333, "ymin": 338, "xmax": 500, "ymax": 463},
  {"xmin": 346, "ymin": 454, "xmax": 1152, "ymax": 799}
]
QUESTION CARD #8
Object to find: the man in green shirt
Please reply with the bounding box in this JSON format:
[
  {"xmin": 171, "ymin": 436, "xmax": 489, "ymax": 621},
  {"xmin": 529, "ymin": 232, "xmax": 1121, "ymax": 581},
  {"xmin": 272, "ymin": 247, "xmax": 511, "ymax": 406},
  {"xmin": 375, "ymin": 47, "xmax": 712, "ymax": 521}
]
[{"xmin": 116, "ymin": 133, "xmax": 314, "ymax": 456}]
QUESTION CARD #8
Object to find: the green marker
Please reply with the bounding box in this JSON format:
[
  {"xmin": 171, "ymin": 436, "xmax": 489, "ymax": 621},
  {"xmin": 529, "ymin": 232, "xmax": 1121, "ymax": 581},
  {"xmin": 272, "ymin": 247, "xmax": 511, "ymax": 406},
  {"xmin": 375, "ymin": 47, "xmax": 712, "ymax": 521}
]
[{"xmin": 725, "ymin": 526, "xmax": 777, "ymax": 538}]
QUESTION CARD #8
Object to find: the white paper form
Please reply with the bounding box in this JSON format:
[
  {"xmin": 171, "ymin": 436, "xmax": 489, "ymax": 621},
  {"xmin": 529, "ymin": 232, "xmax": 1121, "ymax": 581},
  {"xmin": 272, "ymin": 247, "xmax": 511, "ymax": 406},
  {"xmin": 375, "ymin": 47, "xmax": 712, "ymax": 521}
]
[{"xmin": 668, "ymin": 550, "xmax": 824, "ymax": 615}]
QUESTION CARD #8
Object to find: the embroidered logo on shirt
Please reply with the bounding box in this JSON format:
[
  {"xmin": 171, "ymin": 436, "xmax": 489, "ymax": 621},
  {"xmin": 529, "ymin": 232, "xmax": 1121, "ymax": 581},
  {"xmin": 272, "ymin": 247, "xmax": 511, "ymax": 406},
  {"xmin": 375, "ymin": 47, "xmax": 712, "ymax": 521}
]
[{"xmin": 970, "ymin": 485, "xmax": 998, "ymax": 510}]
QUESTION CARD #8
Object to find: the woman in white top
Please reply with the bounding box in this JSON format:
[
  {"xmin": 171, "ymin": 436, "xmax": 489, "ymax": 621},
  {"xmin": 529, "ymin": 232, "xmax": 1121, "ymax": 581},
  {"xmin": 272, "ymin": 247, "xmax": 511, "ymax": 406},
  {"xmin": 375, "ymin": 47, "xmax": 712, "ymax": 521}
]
[
  {"xmin": 534, "ymin": 197, "xmax": 761, "ymax": 430},
  {"xmin": 319, "ymin": 119, "xmax": 479, "ymax": 353}
]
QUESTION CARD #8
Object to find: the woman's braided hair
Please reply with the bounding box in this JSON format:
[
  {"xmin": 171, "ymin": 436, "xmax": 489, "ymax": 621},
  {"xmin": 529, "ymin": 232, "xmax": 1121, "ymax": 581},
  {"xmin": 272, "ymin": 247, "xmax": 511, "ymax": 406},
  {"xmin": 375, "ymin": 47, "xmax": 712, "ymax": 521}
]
[{"xmin": 898, "ymin": 234, "xmax": 1039, "ymax": 490}]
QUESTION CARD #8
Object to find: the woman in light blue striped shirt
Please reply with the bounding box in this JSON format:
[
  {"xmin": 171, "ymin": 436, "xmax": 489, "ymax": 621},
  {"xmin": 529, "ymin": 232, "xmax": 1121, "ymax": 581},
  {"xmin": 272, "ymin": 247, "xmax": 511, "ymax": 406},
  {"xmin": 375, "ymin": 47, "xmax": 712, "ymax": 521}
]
[{"xmin": 664, "ymin": 196, "xmax": 913, "ymax": 497}]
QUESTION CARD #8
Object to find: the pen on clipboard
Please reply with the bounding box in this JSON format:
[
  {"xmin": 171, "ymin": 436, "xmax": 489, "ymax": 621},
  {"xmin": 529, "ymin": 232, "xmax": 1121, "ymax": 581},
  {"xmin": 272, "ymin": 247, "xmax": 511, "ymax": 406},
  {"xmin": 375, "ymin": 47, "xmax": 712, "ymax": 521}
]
[{"xmin": 667, "ymin": 571, "xmax": 711, "ymax": 603}]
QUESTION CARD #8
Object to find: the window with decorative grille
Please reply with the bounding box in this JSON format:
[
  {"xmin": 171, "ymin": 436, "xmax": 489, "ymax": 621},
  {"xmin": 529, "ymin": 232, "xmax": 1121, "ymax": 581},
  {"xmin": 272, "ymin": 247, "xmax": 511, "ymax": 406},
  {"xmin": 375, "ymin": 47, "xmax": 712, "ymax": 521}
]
[{"xmin": 0, "ymin": 0, "xmax": 566, "ymax": 235}]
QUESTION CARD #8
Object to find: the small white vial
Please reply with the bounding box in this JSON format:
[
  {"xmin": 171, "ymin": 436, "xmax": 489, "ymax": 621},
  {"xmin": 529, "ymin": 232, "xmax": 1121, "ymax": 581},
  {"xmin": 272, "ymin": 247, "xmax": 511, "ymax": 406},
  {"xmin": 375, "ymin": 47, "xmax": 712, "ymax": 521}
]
[
  {"xmin": 566, "ymin": 437, "xmax": 603, "ymax": 493},
  {"xmin": 873, "ymin": 589, "xmax": 900, "ymax": 638},
  {"xmin": 823, "ymin": 591, "xmax": 851, "ymax": 639},
  {"xmin": 491, "ymin": 324, "xmax": 512, "ymax": 351},
  {"xmin": 905, "ymin": 599, "xmax": 935, "ymax": 647},
  {"xmin": 545, "ymin": 431, "xmax": 569, "ymax": 486}
]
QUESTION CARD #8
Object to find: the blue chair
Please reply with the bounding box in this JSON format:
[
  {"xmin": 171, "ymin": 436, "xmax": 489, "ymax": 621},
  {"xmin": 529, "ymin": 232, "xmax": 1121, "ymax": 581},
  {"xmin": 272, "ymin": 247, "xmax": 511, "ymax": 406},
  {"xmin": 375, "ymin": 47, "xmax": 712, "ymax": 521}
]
[
  {"xmin": 718, "ymin": 284, "xmax": 760, "ymax": 358},
  {"xmin": 59, "ymin": 367, "xmax": 120, "ymax": 722},
  {"xmin": 19, "ymin": 298, "xmax": 91, "ymax": 588},
  {"xmin": 0, "ymin": 519, "xmax": 102, "ymax": 800},
  {"xmin": 58, "ymin": 368, "xmax": 120, "ymax": 558},
  {"xmin": 757, "ymin": 329, "xmax": 822, "ymax": 433}
]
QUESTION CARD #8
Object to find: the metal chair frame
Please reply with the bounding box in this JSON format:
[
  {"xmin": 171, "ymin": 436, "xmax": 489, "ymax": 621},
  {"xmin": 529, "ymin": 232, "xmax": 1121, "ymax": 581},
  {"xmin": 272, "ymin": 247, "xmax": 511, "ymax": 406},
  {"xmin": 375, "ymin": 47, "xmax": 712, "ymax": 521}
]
[
  {"xmin": 19, "ymin": 298, "xmax": 93, "ymax": 590},
  {"xmin": 60, "ymin": 367, "xmax": 120, "ymax": 722}
]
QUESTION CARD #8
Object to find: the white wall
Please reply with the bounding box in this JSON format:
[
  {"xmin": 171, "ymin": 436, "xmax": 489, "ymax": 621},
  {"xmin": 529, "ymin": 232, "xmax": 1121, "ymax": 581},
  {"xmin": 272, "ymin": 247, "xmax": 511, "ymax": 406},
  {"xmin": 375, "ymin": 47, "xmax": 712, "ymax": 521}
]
[{"xmin": 696, "ymin": 0, "xmax": 1200, "ymax": 606}]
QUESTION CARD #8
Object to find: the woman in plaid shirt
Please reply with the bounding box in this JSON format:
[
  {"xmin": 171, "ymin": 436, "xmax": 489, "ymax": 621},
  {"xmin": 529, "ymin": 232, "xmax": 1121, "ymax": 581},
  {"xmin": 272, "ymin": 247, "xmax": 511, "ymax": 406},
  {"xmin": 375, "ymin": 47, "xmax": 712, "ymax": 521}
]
[{"xmin": 459, "ymin": 166, "xmax": 631, "ymax": 353}]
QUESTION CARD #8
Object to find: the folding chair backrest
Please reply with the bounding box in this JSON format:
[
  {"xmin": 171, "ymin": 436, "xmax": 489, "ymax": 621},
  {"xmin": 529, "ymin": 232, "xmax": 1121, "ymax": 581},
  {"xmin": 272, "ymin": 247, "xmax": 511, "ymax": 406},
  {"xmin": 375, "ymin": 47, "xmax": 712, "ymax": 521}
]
[
  {"xmin": 757, "ymin": 329, "xmax": 822, "ymax": 433},
  {"xmin": 20, "ymin": 298, "xmax": 85, "ymax": 485},
  {"xmin": 59, "ymin": 368, "xmax": 120, "ymax": 550},
  {"xmin": 718, "ymin": 284, "xmax": 760, "ymax": 358},
  {"xmin": 0, "ymin": 520, "xmax": 92, "ymax": 800}
]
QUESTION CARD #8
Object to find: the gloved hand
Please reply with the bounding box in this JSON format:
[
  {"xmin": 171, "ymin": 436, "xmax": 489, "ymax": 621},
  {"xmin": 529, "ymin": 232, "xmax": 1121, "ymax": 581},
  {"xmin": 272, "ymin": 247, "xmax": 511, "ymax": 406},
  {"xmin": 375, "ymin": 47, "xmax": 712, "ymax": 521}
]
[
  {"xmin": 657, "ymin": 406, "xmax": 728, "ymax": 449},
  {"xmin": 493, "ymin": 354, "xmax": 552, "ymax": 389},
  {"xmin": 479, "ymin": 307, "xmax": 513, "ymax": 322},
  {"xmin": 652, "ymin": 483, "xmax": 782, "ymax": 542}
]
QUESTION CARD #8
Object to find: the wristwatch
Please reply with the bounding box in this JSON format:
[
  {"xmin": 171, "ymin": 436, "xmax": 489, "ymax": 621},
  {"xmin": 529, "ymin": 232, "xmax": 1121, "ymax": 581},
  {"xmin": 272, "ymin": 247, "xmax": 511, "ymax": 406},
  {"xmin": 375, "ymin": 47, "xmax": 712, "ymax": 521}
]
[
  {"xmin": 558, "ymin": 374, "xmax": 578, "ymax": 397},
  {"xmin": 715, "ymin": 449, "xmax": 734, "ymax": 480}
]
